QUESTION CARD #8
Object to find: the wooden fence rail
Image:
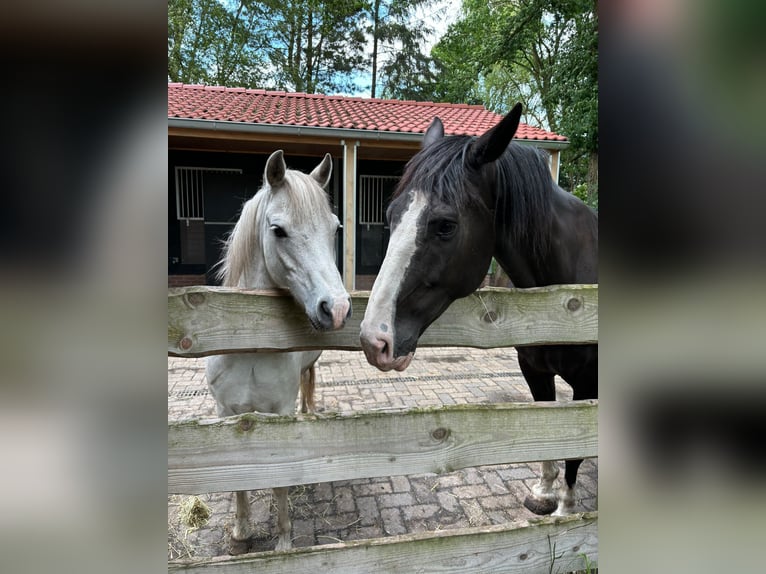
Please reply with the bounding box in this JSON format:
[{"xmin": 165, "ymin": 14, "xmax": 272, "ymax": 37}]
[
  {"xmin": 168, "ymin": 284, "xmax": 597, "ymax": 357},
  {"xmin": 169, "ymin": 512, "xmax": 598, "ymax": 574},
  {"xmin": 169, "ymin": 401, "xmax": 597, "ymax": 494},
  {"xmin": 168, "ymin": 285, "xmax": 599, "ymax": 573}
]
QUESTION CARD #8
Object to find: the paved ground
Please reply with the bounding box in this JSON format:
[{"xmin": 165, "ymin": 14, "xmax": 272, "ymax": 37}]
[{"xmin": 168, "ymin": 347, "xmax": 598, "ymax": 559}]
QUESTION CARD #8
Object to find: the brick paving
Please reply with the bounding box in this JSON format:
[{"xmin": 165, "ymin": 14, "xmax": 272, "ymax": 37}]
[{"xmin": 168, "ymin": 347, "xmax": 598, "ymax": 559}]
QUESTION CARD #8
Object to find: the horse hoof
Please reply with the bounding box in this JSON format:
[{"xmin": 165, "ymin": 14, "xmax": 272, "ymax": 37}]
[
  {"xmin": 524, "ymin": 495, "xmax": 557, "ymax": 515},
  {"xmin": 275, "ymin": 540, "xmax": 292, "ymax": 552},
  {"xmin": 228, "ymin": 538, "xmax": 250, "ymax": 555}
]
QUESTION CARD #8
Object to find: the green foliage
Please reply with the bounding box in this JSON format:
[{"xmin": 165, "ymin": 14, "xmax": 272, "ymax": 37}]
[
  {"xmin": 369, "ymin": 0, "xmax": 439, "ymax": 99},
  {"xmin": 427, "ymin": 0, "xmax": 598, "ymax": 193},
  {"xmin": 577, "ymin": 551, "xmax": 598, "ymax": 573},
  {"xmin": 573, "ymin": 183, "xmax": 598, "ymax": 212},
  {"xmin": 427, "ymin": 0, "xmax": 497, "ymax": 104},
  {"xmin": 572, "ymin": 183, "xmax": 587, "ymax": 202},
  {"xmin": 168, "ymin": 0, "xmax": 273, "ymax": 86},
  {"xmin": 168, "ymin": 0, "xmax": 367, "ymax": 93},
  {"xmin": 168, "ymin": 0, "xmax": 439, "ymax": 97},
  {"xmin": 269, "ymin": 0, "xmax": 368, "ymax": 93}
]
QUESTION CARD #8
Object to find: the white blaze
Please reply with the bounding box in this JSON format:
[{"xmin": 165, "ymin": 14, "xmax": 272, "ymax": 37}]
[{"xmin": 361, "ymin": 191, "xmax": 427, "ymax": 361}]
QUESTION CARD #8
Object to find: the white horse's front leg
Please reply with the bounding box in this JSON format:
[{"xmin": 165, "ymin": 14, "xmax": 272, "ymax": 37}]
[
  {"xmin": 523, "ymin": 461, "xmax": 560, "ymax": 515},
  {"xmin": 229, "ymin": 490, "xmax": 253, "ymax": 554},
  {"xmin": 273, "ymin": 487, "xmax": 292, "ymax": 551}
]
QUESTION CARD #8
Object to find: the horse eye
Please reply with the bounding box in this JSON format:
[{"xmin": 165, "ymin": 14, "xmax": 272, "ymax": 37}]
[
  {"xmin": 336, "ymin": 224, "xmax": 343, "ymax": 235},
  {"xmin": 436, "ymin": 220, "xmax": 458, "ymax": 239},
  {"xmin": 270, "ymin": 225, "xmax": 288, "ymax": 238}
]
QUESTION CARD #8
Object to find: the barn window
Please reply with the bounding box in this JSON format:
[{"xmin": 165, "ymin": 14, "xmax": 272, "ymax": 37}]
[
  {"xmin": 358, "ymin": 175, "xmax": 399, "ymax": 225},
  {"xmin": 174, "ymin": 166, "xmax": 242, "ymax": 264},
  {"xmin": 174, "ymin": 166, "xmax": 243, "ymax": 220}
]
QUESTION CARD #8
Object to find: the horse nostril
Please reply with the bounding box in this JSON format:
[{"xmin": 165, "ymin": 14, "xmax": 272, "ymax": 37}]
[
  {"xmin": 379, "ymin": 337, "xmax": 389, "ymax": 358},
  {"xmin": 319, "ymin": 299, "xmax": 332, "ymax": 319}
]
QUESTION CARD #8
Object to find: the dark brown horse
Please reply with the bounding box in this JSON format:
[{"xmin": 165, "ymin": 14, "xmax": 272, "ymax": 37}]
[{"xmin": 360, "ymin": 104, "xmax": 597, "ymax": 515}]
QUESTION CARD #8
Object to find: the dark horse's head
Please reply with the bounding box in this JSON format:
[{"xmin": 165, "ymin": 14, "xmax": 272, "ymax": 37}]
[{"xmin": 360, "ymin": 104, "xmax": 525, "ymax": 371}]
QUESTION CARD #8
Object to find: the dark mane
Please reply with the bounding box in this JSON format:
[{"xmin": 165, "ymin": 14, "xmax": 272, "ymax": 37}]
[
  {"xmin": 494, "ymin": 142, "xmax": 555, "ymax": 262},
  {"xmin": 395, "ymin": 135, "xmax": 555, "ymax": 261}
]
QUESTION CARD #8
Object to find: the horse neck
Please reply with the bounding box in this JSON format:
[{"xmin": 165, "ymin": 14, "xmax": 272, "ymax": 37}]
[
  {"xmin": 494, "ymin": 185, "xmax": 597, "ymax": 288},
  {"xmin": 493, "ymin": 237, "xmax": 557, "ymax": 288},
  {"xmin": 232, "ymin": 249, "xmax": 277, "ymax": 290}
]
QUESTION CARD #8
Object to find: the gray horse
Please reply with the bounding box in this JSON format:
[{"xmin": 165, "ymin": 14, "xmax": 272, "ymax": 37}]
[{"xmin": 207, "ymin": 150, "xmax": 351, "ymax": 552}]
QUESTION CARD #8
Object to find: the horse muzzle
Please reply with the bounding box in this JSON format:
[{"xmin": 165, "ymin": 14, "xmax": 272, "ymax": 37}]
[
  {"xmin": 314, "ymin": 295, "xmax": 352, "ymax": 331},
  {"xmin": 359, "ymin": 326, "xmax": 414, "ymax": 372}
]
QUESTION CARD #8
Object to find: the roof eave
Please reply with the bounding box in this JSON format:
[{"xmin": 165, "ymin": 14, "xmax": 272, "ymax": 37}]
[
  {"xmin": 167, "ymin": 117, "xmax": 570, "ymax": 149},
  {"xmin": 168, "ymin": 117, "xmax": 423, "ymax": 144},
  {"xmin": 513, "ymin": 138, "xmax": 570, "ymax": 150}
]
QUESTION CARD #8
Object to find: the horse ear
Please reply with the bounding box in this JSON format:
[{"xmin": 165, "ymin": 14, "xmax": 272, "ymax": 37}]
[
  {"xmin": 310, "ymin": 153, "xmax": 333, "ymax": 188},
  {"xmin": 422, "ymin": 117, "xmax": 444, "ymax": 148},
  {"xmin": 265, "ymin": 149, "xmax": 286, "ymax": 187},
  {"xmin": 467, "ymin": 103, "xmax": 522, "ymax": 167}
]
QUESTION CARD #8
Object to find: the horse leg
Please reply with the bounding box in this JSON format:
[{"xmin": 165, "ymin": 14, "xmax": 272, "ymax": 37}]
[
  {"xmin": 213, "ymin": 396, "xmax": 254, "ymax": 555},
  {"xmin": 519, "ymin": 353, "xmax": 560, "ymax": 515},
  {"xmin": 526, "ymin": 460, "xmax": 561, "ymax": 515},
  {"xmin": 273, "ymin": 487, "xmax": 292, "ymax": 551},
  {"xmin": 229, "ymin": 490, "xmax": 252, "ymax": 555},
  {"xmin": 553, "ymin": 363, "xmax": 598, "ymax": 516},
  {"xmin": 300, "ymin": 364, "xmax": 316, "ymax": 414},
  {"xmin": 550, "ymin": 459, "xmax": 583, "ymax": 516}
]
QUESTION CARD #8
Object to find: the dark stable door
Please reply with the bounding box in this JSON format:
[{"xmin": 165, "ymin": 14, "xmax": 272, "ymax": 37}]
[
  {"xmin": 356, "ymin": 223, "xmax": 390, "ymax": 275},
  {"xmin": 203, "ymin": 172, "xmax": 249, "ymax": 285}
]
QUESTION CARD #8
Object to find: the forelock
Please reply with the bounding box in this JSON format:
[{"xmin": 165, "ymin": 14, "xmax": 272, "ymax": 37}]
[
  {"xmin": 274, "ymin": 170, "xmax": 333, "ymax": 224},
  {"xmin": 394, "ymin": 136, "xmax": 481, "ymax": 211}
]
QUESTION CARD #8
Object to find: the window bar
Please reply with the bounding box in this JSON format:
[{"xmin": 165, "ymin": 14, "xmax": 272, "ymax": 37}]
[{"xmin": 184, "ymin": 169, "xmax": 190, "ymax": 219}]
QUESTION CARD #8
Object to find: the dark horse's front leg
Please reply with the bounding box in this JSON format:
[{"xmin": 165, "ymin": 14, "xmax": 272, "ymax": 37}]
[
  {"xmin": 518, "ymin": 345, "xmax": 597, "ymax": 516},
  {"xmin": 518, "ymin": 353, "xmax": 560, "ymax": 515},
  {"xmin": 517, "ymin": 347, "xmax": 596, "ymax": 516}
]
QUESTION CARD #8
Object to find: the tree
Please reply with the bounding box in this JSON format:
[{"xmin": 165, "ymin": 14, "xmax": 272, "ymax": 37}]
[
  {"xmin": 168, "ymin": 0, "xmax": 368, "ymax": 94},
  {"xmin": 168, "ymin": 0, "xmax": 273, "ymax": 87},
  {"xmin": 366, "ymin": 0, "xmax": 437, "ymax": 99},
  {"xmin": 427, "ymin": 3, "xmax": 488, "ymax": 105},
  {"xmin": 269, "ymin": 0, "xmax": 368, "ymax": 93},
  {"xmin": 428, "ymin": 0, "xmax": 598, "ymax": 201},
  {"xmin": 550, "ymin": 0, "xmax": 598, "ymax": 201}
]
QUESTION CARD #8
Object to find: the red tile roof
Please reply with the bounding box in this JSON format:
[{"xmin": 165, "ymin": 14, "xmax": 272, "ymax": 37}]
[{"xmin": 168, "ymin": 83, "xmax": 567, "ymax": 142}]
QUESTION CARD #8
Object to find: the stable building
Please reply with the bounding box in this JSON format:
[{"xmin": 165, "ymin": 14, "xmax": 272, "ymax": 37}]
[{"xmin": 168, "ymin": 83, "xmax": 568, "ymax": 290}]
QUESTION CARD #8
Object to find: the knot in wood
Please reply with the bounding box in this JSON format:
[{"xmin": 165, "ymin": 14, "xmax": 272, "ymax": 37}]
[
  {"xmin": 239, "ymin": 419, "xmax": 253, "ymax": 432},
  {"xmin": 519, "ymin": 553, "xmax": 528, "ymax": 561},
  {"xmin": 431, "ymin": 427, "xmax": 449, "ymax": 442},
  {"xmin": 482, "ymin": 310, "xmax": 498, "ymax": 323},
  {"xmin": 566, "ymin": 297, "xmax": 582, "ymax": 312},
  {"xmin": 187, "ymin": 292, "xmax": 205, "ymax": 307},
  {"xmin": 179, "ymin": 336, "xmax": 193, "ymax": 351}
]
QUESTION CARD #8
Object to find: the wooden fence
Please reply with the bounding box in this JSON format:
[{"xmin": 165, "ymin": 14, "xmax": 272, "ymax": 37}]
[{"xmin": 168, "ymin": 285, "xmax": 598, "ymax": 573}]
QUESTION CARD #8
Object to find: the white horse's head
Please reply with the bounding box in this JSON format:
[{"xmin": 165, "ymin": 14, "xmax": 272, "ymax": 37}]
[{"xmin": 219, "ymin": 150, "xmax": 351, "ymax": 331}]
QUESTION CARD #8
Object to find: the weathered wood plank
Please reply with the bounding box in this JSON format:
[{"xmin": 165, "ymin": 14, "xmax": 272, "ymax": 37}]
[
  {"xmin": 168, "ymin": 401, "xmax": 597, "ymax": 494},
  {"xmin": 168, "ymin": 285, "xmax": 597, "ymax": 357},
  {"xmin": 168, "ymin": 512, "xmax": 598, "ymax": 574}
]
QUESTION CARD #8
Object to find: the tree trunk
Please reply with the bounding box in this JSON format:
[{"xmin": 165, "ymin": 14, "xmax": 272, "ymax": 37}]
[
  {"xmin": 370, "ymin": 0, "xmax": 381, "ymax": 98},
  {"xmin": 306, "ymin": 10, "xmax": 314, "ymax": 92},
  {"xmin": 586, "ymin": 151, "xmax": 598, "ymax": 200}
]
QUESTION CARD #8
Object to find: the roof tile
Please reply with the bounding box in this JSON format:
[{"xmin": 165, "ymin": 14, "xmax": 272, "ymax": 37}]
[{"xmin": 167, "ymin": 83, "xmax": 567, "ymax": 142}]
